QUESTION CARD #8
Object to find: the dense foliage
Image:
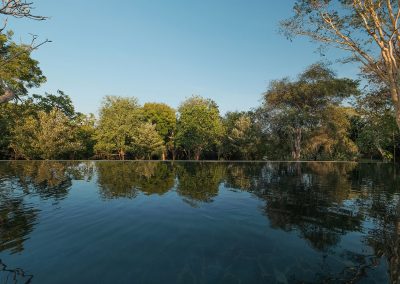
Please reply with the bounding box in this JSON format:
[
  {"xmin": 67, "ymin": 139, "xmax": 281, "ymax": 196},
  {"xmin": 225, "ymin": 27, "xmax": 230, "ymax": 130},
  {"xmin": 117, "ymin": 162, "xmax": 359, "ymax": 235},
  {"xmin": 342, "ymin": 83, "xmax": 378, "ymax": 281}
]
[
  {"xmin": 0, "ymin": 63, "xmax": 398, "ymax": 161},
  {"xmin": 260, "ymin": 64, "xmax": 360, "ymax": 160},
  {"xmin": 0, "ymin": 32, "xmax": 46, "ymax": 103}
]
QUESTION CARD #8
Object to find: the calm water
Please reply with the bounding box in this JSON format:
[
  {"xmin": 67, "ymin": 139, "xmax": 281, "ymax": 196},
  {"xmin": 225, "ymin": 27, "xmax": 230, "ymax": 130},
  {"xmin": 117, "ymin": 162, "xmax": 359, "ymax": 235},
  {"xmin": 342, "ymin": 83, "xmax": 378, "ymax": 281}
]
[{"xmin": 0, "ymin": 161, "xmax": 399, "ymax": 284}]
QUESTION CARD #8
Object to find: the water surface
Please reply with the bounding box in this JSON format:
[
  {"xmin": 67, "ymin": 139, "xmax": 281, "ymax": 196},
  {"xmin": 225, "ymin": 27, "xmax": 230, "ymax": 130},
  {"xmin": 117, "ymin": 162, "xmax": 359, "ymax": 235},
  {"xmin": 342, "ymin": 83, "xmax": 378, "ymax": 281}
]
[{"xmin": 0, "ymin": 161, "xmax": 399, "ymax": 283}]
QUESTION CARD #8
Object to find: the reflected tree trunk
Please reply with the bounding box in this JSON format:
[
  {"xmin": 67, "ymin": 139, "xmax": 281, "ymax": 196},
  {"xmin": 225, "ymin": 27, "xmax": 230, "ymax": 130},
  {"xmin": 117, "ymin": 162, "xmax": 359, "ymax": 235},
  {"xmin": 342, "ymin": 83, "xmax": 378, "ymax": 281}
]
[{"xmin": 390, "ymin": 205, "xmax": 400, "ymax": 284}]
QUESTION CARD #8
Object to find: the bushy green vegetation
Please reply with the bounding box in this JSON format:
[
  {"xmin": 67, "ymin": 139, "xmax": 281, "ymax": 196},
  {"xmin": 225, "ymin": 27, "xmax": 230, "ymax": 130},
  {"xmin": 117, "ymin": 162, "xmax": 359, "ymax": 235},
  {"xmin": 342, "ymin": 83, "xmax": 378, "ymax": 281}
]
[{"xmin": 0, "ymin": 62, "xmax": 398, "ymax": 161}]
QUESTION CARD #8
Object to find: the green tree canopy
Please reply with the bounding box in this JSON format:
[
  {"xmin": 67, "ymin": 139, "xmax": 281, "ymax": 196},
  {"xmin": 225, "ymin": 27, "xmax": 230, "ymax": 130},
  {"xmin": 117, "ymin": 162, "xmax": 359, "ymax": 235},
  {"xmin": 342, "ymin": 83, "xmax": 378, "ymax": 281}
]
[
  {"xmin": 29, "ymin": 90, "xmax": 77, "ymax": 118},
  {"xmin": 0, "ymin": 32, "xmax": 46, "ymax": 103},
  {"xmin": 221, "ymin": 111, "xmax": 264, "ymax": 160},
  {"xmin": 177, "ymin": 96, "xmax": 224, "ymax": 160},
  {"xmin": 261, "ymin": 63, "xmax": 359, "ymax": 160},
  {"xmin": 132, "ymin": 122, "xmax": 165, "ymax": 160},
  {"xmin": 354, "ymin": 88, "xmax": 399, "ymax": 161},
  {"xmin": 11, "ymin": 109, "xmax": 82, "ymax": 159},
  {"xmin": 142, "ymin": 103, "xmax": 176, "ymax": 139},
  {"xmin": 94, "ymin": 96, "xmax": 142, "ymax": 160},
  {"xmin": 142, "ymin": 102, "xmax": 176, "ymax": 159}
]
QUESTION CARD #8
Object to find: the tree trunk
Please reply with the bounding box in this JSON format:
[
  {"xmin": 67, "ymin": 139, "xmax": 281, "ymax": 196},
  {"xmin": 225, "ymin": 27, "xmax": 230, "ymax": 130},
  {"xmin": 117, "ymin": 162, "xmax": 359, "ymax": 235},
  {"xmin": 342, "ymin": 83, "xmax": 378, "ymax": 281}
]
[
  {"xmin": 161, "ymin": 151, "xmax": 166, "ymax": 161},
  {"xmin": 390, "ymin": 85, "xmax": 400, "ymax": 130},
  {"xmin": 396, "ymin": 104, "xmax": 400, "ymax": 131},
  {"xmin": 376, "ymin": 144, "xmax": 387, "ymax": 161},
  {"xmin": 119, "ymin": 150, "xmax": 125, "ymax": 160},
  {"xmin": 0, "ymin": 88, "xmax": 16, "ymax": 104},
  {"xmin": 292, "ymin": 128, "xmax": 302, "ymax": 160},
  {"xmin": 194, "ymin": 149, "xmax": 201, "ymax": 161}
]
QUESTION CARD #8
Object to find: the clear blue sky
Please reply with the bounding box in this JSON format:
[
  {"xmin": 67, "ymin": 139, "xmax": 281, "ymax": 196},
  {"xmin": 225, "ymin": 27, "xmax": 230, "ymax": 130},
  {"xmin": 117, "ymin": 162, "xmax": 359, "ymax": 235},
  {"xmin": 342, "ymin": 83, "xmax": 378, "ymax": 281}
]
[{"xmin": 8, "ymin": 0, "xmax": 359, "ymax": 115}]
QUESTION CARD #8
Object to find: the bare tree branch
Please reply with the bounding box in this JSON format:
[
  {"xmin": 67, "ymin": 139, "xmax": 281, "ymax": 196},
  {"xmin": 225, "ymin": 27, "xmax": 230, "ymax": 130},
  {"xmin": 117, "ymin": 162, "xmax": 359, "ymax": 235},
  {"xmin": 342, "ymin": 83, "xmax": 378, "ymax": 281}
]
[{"xmin": 282, "ymin": 0, "xmax": 400, "ymax": 130}]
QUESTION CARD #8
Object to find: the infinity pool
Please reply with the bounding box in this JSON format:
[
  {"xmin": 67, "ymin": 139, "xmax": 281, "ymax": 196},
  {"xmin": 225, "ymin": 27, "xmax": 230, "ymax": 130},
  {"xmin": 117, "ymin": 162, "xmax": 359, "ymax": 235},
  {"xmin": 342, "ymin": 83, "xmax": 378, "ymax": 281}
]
[{"xmin": 0, "ymin": 161, "xmax": 399, "ymax": 283}]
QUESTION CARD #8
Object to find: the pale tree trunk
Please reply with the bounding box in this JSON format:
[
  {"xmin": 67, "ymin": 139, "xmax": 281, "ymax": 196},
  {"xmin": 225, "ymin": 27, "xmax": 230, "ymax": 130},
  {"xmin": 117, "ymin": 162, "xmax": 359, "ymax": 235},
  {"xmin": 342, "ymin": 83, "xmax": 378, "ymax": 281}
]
[
  {"xmin": 194, "ymin": 148, "xmax": 201, "ymax": 161},
  {"xmin": 376, "ymin": 143, "xmax": 387, "ymax": 161},
  {"xmin": 161, "ymin": 151, "xmax": 166, "ymax": 161},
  {"xmin": 292, "ymin": 128, "xmax": 302, "ymax": 161},
  {"xmin": 119, "ymin": 150, "xmax": 125, "ymax": 160},
  {"xmin": 391, "ymin": 86, "xmax": 400, "ymax": 130},
  {"xmin": 395, "ymin": 100, "xmax": 400, "ymax": 130}
]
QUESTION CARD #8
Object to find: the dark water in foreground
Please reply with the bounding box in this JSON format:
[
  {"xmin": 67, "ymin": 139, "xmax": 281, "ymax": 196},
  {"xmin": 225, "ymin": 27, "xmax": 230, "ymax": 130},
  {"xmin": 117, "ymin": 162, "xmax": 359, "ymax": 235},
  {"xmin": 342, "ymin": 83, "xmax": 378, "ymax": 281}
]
[{"xmin": 0, "ymin": 161, "xmax": 399, "ymax": 284}]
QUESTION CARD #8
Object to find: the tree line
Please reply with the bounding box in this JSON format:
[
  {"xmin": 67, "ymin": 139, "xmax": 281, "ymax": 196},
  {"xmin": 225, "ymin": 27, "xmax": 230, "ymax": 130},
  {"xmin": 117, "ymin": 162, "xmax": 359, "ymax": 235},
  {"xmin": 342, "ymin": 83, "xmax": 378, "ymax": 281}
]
[{"xmin": 0, "ymin": 62, "xmax": 398, "ymax": 161}]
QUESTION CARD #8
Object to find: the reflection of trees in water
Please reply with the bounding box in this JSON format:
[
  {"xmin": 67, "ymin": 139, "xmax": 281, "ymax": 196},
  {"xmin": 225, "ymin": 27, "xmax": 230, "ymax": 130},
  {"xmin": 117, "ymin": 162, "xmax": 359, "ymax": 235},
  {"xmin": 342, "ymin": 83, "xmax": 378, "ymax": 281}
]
[
  {"xmin": 95, "ymin": 162, "xmax": 226, "ymax": 204},
  {"xmin": 227, "ymin": 162, "xmax": 362, "ymax": 251},
  {"xmin": 4, "ymin": 161, "xmax": 94, "ymax": 200},
  {"xmin": 0, "ymin": 161, "xmax": 399, "ymax": 282},
  {"xmin": 365, "ymin": 195, "xmax": 400, "ymax": 284},
  {"xmin": 0, "ymin": 259, "xmax": 33, "ymax": 284},
  {"xmin": 176, "ymin": 163, "xmax": 225, "ymax": 206},
  {"xmin": 96, "ymin": 162, "xmax": 175, "ymax": 199},
  {"xmin": 0, "ymin": 198, "xmax": 38, "ymax": 254},
  {"xmin": 226, "ymin": 162, "xmax": 400, "ymax": 283},
  {"xmin": 0, "ymin": 161, "xmax": 94, "ymax": 255},
  {"xmin": 350, "ymin": 163, "xmax": 400, "ymax": 284},
  {"xmin": 138, "ymin": 163, "xmax": 175, "ymax": 196},
  {"xmin": 224, "ymin": 162, "xmax": 265, "ymax": 190}
]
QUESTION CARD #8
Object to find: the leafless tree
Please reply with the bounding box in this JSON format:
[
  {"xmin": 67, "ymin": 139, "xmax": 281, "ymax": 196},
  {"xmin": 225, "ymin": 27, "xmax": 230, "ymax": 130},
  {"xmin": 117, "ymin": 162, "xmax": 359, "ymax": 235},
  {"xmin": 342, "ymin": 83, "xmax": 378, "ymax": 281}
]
[{"xmin": 0, "ymin": 0, "xmax": 47, "ymax": 32}]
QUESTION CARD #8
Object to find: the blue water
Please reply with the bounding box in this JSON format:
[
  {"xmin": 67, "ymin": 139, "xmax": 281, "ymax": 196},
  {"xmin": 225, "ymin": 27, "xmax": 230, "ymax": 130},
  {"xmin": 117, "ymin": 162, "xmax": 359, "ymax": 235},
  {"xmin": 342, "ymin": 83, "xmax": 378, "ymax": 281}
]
[{"xmin": 0, "ymin": 161, "xmax": 399, "ymax": 283}]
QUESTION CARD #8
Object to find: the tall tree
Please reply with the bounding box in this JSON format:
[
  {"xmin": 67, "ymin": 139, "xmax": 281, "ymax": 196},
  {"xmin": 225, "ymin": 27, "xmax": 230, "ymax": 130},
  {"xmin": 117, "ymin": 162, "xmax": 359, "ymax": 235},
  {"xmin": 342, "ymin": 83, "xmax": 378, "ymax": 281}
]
[
  {"xmin": 177, "ymin": 96, "xmax": 224, "ymax": 160},
  {"xmin": 142, "ymin": 103, "xmax": 176, "ymax": 160},
  {"xmin": 261, "ymin": 63, "xmax": 359, "ymax": 160},
  {"xmin": 282, "ymin": 0, "xmax": 400, "ymax": 129},
  {"xmin": 94, "ymin": 96, "xmax": 142, "ymax": 160}
]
